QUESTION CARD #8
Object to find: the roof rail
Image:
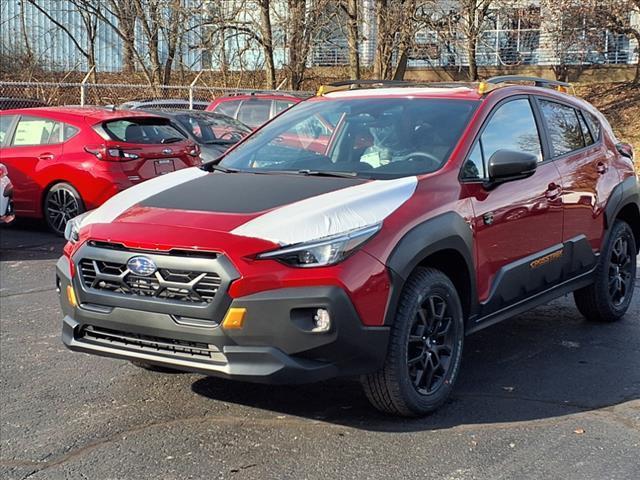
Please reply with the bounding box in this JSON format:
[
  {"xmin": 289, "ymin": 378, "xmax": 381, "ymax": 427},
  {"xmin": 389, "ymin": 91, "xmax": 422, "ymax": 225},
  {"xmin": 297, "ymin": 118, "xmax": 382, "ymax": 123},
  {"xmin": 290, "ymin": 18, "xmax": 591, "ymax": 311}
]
[
  {"xmin": 486, "ymin": 76, "xmax": 575, "ymax": 94},
  {"xmin": 317, "ymin": 79, "xmax": 414, "ymax": 95}
]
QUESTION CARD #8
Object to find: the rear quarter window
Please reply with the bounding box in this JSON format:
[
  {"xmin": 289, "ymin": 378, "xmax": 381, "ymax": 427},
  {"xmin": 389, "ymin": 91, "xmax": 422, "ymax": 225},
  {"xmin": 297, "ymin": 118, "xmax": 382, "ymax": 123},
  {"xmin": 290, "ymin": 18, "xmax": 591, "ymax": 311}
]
[{"xmin": 101, "ymin": 118, "xmax": 186, "ymax": 144}]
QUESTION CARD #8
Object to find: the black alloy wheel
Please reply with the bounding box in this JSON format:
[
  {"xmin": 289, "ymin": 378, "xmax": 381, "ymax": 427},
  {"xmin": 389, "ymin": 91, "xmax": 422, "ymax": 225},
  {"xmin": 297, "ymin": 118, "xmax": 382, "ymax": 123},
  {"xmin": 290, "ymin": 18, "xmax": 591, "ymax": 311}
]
[
  {"xmin": 407, "ymin": 294, "xmax": 456, "ymax": 395},
  {"xmin": 574, "ymin": 219, "xmax": 637, "ymax": 322},
  {"xmin": 608, "ymin": 235, "xmax": 634, "ymax": 307},
  {"xmin": 362, "ymin": 267, "xmax": 464, "ymax": 416}
]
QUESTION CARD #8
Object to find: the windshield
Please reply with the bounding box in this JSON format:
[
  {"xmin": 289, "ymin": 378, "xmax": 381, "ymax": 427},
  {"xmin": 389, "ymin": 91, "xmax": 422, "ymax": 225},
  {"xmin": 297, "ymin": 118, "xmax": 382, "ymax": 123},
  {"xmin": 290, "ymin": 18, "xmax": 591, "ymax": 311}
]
[
  {"xmin": 176, "ymin": 114, "xmax": 251, "ymax": 144},
  {"xmin": 219, "ymin": 97, "xmax": 478, "ymax": 179}
]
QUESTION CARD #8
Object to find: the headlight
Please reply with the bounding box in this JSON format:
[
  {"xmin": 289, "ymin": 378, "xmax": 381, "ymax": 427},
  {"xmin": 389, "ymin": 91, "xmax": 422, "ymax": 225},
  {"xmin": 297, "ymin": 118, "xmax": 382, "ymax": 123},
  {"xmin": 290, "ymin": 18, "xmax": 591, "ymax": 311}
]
[
  {"xmin": 64, "ymin": 211, "xmax": 92, "ymax": 243},
  {"xmin": 257, "ymin": 223, "xmax": 381, "ymax": 267}
]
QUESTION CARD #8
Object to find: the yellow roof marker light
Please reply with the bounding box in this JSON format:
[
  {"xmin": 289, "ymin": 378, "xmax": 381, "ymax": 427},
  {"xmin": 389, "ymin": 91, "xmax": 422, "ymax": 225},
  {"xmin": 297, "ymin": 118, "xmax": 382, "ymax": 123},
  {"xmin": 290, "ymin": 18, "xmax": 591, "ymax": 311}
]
[{"xmin": 222, "ymin": 308, "xmax": 247, "ymax": 330}]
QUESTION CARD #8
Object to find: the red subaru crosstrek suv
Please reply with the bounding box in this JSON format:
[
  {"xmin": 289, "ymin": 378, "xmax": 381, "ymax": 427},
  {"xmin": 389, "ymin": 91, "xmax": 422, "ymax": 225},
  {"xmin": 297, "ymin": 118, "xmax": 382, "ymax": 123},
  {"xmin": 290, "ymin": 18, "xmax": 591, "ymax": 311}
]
[
  {"xmin": 57, "ymin": 78, "xmax": 638, "ymax": 416},
  {"xmin": 0, "ymin": 107, "xmax": 201, "ymax": 234}
]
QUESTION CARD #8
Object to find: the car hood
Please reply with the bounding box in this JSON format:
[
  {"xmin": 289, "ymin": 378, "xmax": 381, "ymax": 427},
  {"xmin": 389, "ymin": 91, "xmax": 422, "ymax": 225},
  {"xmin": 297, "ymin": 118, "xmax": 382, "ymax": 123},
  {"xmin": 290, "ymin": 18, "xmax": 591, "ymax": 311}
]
[{"xmin": 76, "ymin": 167, "xmax": 417, "ymax": 247}]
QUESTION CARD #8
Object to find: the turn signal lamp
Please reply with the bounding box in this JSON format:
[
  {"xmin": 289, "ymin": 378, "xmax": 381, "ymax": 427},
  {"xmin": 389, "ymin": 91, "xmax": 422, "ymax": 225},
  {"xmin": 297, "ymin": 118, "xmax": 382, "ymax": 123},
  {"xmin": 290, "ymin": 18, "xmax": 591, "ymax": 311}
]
[
  {"xmin": 67, "ymin": 285, "xmax": 78, "ymax": 307},
  {"xmin": 222, "ymin": 308, "xmax": 246, "ymax": 329}
]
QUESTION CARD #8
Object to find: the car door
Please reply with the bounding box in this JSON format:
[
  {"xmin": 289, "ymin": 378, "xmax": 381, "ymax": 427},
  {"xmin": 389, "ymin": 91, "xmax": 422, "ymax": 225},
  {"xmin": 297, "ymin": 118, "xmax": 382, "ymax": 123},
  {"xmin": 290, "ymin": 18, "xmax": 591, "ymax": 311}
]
[
  {"xmin": 1, "ymin": 115, "xmax": 64, "ymax": 215},
  {"xmin": 537, "ymin": 99, "xmax": 618, "ymax": 251},
  {"xmin": 460, "ymin": 96, "xmax": 564, "ymax": 317}
]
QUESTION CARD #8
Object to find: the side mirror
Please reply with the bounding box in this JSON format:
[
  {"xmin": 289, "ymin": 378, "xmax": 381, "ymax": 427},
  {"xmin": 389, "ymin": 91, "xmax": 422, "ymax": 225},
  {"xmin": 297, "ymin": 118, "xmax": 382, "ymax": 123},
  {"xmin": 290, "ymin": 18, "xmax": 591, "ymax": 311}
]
[{"xmin": 486, "ymin": 150, "xmax": 538, "ymax": 186}]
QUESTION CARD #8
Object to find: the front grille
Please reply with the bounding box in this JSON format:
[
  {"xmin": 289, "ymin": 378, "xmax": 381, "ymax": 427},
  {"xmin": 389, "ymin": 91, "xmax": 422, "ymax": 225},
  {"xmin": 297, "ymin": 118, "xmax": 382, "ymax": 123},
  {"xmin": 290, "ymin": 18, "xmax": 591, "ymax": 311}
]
[
  {"xmin": 79, "ymin": 258, "xmax": 221, "ymax": 304},
  {"xmin": 80, "ymin": 325, "xmax": 224, "ymax": 360}
]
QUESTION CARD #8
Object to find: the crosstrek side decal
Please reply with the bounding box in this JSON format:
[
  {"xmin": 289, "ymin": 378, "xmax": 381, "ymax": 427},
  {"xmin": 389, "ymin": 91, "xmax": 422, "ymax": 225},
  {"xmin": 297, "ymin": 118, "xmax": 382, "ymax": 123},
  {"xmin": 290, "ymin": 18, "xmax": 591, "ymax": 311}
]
[{"xmin": 231, "ymin": 176, "xmax": 418, "ymax": 245}]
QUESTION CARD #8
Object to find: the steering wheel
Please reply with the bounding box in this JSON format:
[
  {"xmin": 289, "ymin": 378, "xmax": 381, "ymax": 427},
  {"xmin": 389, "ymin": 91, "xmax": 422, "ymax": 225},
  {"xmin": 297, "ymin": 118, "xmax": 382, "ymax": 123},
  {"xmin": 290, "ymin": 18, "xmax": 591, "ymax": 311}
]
[{"xmin": 398, "ymin": 151, "xmax": 441, "ymax": 169}]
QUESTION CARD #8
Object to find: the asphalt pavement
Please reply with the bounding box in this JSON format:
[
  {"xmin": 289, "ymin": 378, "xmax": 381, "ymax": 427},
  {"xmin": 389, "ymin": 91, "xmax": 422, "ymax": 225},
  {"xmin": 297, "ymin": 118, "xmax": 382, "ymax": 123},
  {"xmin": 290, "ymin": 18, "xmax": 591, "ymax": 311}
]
[{"xmin": 1, "ymin": 222, "xmax": 639, "ymax": 480}]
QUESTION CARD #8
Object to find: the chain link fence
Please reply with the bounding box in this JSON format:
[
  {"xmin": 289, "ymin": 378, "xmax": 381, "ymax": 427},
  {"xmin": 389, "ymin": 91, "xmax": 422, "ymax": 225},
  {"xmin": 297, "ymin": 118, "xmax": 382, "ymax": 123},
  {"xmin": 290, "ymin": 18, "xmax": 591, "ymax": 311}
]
[{"xmin": 0, "ymin": 81, "xmax": 311, "ymax": 109}]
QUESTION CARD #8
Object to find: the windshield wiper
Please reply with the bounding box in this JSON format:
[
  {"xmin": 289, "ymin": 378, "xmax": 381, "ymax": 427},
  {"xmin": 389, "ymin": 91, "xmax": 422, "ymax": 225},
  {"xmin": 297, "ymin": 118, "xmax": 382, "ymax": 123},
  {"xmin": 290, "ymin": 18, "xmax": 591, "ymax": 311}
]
[
  {"xmin": 296, "ymin": 169, "xmax": 358, "ymax": 178},
  {"xmin": 203, "ymin": 163, "xmax": 240, "ymax": 173}
]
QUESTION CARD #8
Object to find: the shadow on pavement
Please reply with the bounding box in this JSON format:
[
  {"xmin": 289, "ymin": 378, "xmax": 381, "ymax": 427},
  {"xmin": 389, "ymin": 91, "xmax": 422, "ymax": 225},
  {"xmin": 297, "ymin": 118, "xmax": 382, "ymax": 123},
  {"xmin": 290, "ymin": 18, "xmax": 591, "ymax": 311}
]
[
  {"xmin": 0, "ymin": 222, "xmax": 65, "ymax": 261},
  {"xmin": 192, "ymin": 310, "xmax": 640, "ymax": 431}
]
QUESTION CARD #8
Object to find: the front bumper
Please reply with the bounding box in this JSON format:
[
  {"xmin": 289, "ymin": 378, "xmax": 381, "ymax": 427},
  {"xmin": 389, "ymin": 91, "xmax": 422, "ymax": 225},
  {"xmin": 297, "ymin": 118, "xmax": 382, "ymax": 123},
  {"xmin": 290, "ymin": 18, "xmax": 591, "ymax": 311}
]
[{"xmin": 57, "ymin": 256, "xmax": 389, "ymax": 384}]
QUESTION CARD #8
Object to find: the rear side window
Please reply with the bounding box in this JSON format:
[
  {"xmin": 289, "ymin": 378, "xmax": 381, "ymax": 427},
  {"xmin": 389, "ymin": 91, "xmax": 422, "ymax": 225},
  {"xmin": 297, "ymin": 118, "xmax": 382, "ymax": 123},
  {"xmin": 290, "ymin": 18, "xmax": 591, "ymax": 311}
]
[
  {"xmin": 237, "ymin": 100, "xmax": 272, "ymax": 128},
  {"xmin": 102, "ymin": 118, "xmax": 186, "ymax": 144},
  {"xmin": 539, "ymin": 100, "xmax": 585, "ymax": 156},
  {"xmin": 0, "ymin": 115, "xmax": 16, "ymax": 145},
  {"xmin": 214, "ymin": 100, "xmax": 241, "ymax": 118},
  {"xmin": 11, "ymin": 116, "xmax": 61, "ymax": 146}
]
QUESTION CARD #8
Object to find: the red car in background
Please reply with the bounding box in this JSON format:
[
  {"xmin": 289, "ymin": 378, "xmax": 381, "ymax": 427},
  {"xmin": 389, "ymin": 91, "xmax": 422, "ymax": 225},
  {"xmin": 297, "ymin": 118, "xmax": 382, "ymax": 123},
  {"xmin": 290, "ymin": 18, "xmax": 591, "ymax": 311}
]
[
  {"xmin": 206, "ymin": 92, "xmax": 302, "ymax": 129},
  {"xmin": 0, "ymin": 107, "xmax": 200, "ymax": 235}
]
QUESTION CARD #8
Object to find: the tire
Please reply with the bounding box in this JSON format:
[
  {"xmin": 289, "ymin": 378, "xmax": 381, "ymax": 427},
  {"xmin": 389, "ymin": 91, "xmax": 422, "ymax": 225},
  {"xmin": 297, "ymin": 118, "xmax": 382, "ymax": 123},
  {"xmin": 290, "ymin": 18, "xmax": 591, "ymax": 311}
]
[
  {"xmin": 361, "ymin": 267, "xmax": 465, "ymax": 417},
  {"xmin": 574, "ymin": 220, "xmax": 637, "ymax": 322},
  {"xmin": 130, "ymin": 360, "xmax": 184, "ymax": 374},
  {"xmin": 44, "ymin": 182, "xmax": 84, "ymax": 236}
]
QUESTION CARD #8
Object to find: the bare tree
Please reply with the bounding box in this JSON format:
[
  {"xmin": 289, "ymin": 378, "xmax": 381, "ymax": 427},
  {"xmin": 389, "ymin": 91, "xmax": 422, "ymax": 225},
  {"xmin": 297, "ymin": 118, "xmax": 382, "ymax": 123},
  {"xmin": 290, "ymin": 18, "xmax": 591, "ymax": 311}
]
[
  {"xmin": 339, "ymin": 0, "xmax": 361, "ymax": 79},
  {"xmin": 25, "ymin": 0, "xmax": 100, "ymax": 80},
  {"xmin": 592, "ymin": 0, "xmax": 640, "ymax": 84},
  {"xmin": 258, "ymin": 0, "xmax": 277, "ymax": 88}
]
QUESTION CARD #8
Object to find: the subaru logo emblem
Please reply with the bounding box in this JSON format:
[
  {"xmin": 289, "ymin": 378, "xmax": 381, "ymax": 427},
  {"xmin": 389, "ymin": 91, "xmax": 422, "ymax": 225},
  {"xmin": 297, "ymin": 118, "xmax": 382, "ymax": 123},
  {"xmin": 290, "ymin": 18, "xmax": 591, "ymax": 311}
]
[
  {"xmin": 162, "ymin": 148, "xmax": 173, "ymax": 154},
  {"xmin": 127, "ymin": 256, "xmax": 157, "ymax": 277}
]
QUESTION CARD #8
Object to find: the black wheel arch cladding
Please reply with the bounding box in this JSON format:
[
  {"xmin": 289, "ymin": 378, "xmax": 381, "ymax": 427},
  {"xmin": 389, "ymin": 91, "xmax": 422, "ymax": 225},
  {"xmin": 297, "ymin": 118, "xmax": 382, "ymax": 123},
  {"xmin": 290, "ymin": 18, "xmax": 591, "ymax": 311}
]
[
  {"xmin": 383, "ymin": 212, "xmax": 477, "ymax": 327},
  {"xmin": 604, "ymin": 175, "xmax": 640, "ymax": 253}
]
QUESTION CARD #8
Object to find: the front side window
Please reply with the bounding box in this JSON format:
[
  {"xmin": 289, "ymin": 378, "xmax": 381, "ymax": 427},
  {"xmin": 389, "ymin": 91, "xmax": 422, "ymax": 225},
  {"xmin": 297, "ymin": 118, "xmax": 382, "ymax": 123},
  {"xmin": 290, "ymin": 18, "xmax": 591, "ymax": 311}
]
[
  {"xmin": 11, "ymin": 116, "xmax": 61, "ymax": 146},
  {"xmin": 481, "ymin": 98, "xmax": 543, "ymax": 162},
  {"xmin": 220, "ymin": 98, "xmax": 479, "ymax": 179},
  {"xmin": 101, "ymin": 118, "xmax": 186, "ymax": 144},
  {"xmin": 539, "ymin": 100, "xmax": 585, "ymax": 156},
  {"xmin": 461, "ymin": 98, "xmax": 542, "ymax": 180}
]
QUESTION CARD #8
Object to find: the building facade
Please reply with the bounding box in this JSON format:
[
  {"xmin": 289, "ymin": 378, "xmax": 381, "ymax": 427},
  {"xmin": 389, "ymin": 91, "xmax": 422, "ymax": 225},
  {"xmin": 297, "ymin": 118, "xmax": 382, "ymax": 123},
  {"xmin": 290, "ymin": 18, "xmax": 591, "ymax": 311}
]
[{"xmin": 0, "ymin": 0, "xmax": 637, "ymax": 74}]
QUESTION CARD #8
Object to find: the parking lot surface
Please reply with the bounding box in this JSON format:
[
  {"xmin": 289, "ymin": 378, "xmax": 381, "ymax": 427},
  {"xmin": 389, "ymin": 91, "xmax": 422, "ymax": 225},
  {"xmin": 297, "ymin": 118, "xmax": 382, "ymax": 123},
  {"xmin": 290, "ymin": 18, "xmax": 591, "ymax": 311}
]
[{"xmin": 1, "ymin": 224, "xmax": 639, "ymax": 480}]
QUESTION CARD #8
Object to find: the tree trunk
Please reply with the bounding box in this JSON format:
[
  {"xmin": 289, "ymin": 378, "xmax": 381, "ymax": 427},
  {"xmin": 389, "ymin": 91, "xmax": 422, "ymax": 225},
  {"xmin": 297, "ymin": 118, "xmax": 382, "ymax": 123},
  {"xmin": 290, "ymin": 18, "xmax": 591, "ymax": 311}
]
[
  {"xmin": 259, "ymin": 0, "xmax": 276, "ymax": 89},
  {"xmin": 287, "ymin": 0, "xmax": 306, "ymax": 90},
  {"xmin": 346, "ymin": 0, "xmax": 360, "ymax": 79},
  {"xmin": 467, "ymin": 34, "xmax": 478, "ymax": 81}
]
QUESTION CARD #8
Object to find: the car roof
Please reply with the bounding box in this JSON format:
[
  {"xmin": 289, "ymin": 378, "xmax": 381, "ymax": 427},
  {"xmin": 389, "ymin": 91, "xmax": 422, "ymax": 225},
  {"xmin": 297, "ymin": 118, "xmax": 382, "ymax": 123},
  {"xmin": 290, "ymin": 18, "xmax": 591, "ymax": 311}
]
[
  {"xmin": 139, "ymin": 108, "xmax": 232, "ymax": 119},
  {"xmin": 215, "ymin": 93, "xmax": 302, "ymax": 101},
  {"xmin": 0, "ymin": 106, "xmax": 164, "ymax": 123},
  {"xmin": 323, "ymin": 86, "xmax": 483, "ymax": 100}
]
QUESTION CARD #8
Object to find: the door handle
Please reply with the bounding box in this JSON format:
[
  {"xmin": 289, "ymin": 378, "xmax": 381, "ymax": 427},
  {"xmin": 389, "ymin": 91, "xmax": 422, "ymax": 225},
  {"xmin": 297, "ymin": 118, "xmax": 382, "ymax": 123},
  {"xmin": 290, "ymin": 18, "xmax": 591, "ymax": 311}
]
[
  {"xmin": 38, "ymin": 153, "xmax": 55, "ymax": 161},
  {"xmin": 545, "ymin": 182, "xmax": 562, "ymax": 200},
  {"xmin": 596, "ymin": 162, "xmax": 608, "ymax": 174}
]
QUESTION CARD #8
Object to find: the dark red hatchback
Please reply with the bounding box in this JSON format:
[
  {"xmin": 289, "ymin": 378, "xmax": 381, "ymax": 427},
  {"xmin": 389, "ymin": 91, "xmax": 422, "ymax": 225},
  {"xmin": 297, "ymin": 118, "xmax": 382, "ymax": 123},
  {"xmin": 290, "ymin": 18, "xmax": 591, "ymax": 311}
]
[{"xmin": 0, "ymin": 107, "xmax": 200, "ymax": 234}]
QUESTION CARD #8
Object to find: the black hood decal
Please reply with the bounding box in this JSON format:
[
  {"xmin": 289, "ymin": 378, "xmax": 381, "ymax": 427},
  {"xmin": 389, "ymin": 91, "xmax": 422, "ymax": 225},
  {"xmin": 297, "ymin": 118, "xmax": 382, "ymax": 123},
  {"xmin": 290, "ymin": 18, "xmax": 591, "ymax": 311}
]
[{"xmin": 139, "ymin": 171, "xmax": 366, "ymax": 214}]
